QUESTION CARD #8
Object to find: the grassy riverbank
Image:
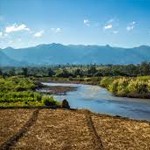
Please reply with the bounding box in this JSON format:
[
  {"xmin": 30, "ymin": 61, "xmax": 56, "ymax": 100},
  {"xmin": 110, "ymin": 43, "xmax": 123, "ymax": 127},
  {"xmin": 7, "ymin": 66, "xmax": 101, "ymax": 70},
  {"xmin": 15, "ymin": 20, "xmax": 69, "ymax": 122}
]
[
  {"xmin": 0, "ymin": 76, "xmax": 60, "ymax": 107},
  {"xmin": 100, "ymin": 76, "xmax": 150, "ymax": 99},
  {"xmin": 0, "ymin": 108, "xmax": 149, "ymax": 150},
  {"xmin": 0, "ymin": 75, "xmax": 150, "ymax": 108},
  {"xmin": 38, "ymin": 76, "xmax": 150, "ymax": 99}
]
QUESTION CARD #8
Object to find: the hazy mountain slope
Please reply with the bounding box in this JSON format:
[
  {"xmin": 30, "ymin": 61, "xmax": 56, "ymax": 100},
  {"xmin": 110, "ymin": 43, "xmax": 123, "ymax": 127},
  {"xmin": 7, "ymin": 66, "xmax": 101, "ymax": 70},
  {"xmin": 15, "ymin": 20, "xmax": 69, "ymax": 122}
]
[
  {"xmin": 0, "ymin": 50, "xmax": 20, "ymax": 66},
  {"xmin": 1, "ymin": 44, "xmax": 150, "ymax": 66}
]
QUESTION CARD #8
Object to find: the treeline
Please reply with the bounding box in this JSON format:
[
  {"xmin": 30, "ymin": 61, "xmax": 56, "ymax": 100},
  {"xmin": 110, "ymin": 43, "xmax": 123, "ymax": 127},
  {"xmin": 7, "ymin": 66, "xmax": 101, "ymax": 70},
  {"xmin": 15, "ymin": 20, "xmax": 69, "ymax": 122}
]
[
  {"xmin": 0, "ymin": 62, "xmax": 150, "ymax": 77},
  {"xmin": 100, "ymin": 76, "xmax": 150, "ymax": 99}
]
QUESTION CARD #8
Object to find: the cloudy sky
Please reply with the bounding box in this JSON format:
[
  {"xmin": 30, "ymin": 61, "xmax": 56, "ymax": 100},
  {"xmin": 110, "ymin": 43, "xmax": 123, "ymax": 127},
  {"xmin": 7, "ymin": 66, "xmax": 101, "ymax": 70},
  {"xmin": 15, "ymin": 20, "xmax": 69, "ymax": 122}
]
[{"xmin": 0, "ymin": 0, "xmax": 150, "ymax": 48}]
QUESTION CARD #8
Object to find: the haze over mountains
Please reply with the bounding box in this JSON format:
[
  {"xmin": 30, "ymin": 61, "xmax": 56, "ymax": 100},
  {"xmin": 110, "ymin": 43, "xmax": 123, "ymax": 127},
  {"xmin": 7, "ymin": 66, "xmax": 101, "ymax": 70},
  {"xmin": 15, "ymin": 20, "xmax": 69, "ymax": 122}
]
[{"xmin": 0, "ymin": 43, "xmax": 150, "ymax": 66}]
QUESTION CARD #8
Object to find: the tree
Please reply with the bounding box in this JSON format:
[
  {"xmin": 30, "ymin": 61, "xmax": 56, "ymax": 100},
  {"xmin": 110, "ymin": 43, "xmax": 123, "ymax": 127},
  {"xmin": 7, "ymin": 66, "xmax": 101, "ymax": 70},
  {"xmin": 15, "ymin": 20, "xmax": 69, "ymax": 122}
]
[
  {"xmin": 0, "ymin": 69, "xmax": 2, "ymax": 76},
  {"xmin": 8, "ymin": 68, "xmax": 15, "ymax": 76},
  {"xmin": 74, "ymin": 68, "xmax": 83, "ymax": 77},
  {"xmin": 87, "ymin": 65, "xmax": 97, "ymax": 76},
  {"xmin": 22, "ymin": 67, "xmax": 28, "ymax": 77},
  {"xmin": 48, "ymin": 68, "xmax": 55, "ymax": 77}
]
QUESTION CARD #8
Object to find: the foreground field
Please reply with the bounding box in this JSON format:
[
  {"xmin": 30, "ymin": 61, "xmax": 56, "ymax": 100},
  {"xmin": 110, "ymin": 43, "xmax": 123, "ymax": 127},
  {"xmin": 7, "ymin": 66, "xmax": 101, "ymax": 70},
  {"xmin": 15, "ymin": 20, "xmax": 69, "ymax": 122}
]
[{"xmin": 0, "ymin": 109, "xmax": 150, "ymax": 150}]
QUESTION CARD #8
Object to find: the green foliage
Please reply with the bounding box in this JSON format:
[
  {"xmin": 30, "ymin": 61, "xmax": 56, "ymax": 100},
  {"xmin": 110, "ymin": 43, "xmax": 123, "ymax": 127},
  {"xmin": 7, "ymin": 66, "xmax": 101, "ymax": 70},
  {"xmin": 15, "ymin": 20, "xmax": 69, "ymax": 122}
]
[
  {"xmin": 101, "ymin": 76, "xmax": 150, "ymax": 98},
  {"xmin": 42, "ymin": 96, "xmax": 58, "ymax": 106},
  {"xmin": 0, "ymin": 91, "xmax": 41, "ymax": 103},
  {"xmin": 0, "ymin": 76, "xmax": 36, "ymax": 92},
  {"xmin": 100, "ymin": 77, "xmax": 115, "ymax": 88},
  {"xmin": 1, "ymin": 62, "xmax": 150, "ymax": 78},
  {"xmin": 0, "ymin": 76, "xmax": 59, "ymax": 107}
]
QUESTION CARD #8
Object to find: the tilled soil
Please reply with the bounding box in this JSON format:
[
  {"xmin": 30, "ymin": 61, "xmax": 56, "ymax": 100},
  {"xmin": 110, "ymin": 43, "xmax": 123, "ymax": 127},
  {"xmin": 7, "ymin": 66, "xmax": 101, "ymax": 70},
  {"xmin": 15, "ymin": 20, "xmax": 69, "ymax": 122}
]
[
  {"xmin": 0, "ymin": 109, "xmax": 34, "ymax": 146},
  {"xmin": 0, "ymin": 109, "xmax": 150, "ymax": 150},
  {"xmin": 92, "ymin": 114, "xmax": 150, "ymax": 150}
]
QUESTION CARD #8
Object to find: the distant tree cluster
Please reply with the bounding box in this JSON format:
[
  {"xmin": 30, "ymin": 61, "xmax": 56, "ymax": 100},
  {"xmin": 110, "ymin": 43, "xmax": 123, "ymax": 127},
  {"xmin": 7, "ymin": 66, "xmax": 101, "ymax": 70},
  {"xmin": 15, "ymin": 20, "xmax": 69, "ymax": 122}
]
[{"xmin": 0, "ymin": 62, "xmax": 150, "ymax": 78}]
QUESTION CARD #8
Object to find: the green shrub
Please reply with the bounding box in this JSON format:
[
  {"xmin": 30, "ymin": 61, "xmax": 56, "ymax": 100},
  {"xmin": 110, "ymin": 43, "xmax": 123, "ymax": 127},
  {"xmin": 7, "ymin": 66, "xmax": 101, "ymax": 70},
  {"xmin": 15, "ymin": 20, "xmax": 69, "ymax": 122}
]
[
  {"xmin": 42, "ymin": 96, "xmax": 57, "ymax": 106},
  {"xmin": 101, "ymin": 76, "xmax": 150, "ymax": 98},
  {"xmin": 100, "ymin": 77, "xmax": 115, "ymax": 88}
]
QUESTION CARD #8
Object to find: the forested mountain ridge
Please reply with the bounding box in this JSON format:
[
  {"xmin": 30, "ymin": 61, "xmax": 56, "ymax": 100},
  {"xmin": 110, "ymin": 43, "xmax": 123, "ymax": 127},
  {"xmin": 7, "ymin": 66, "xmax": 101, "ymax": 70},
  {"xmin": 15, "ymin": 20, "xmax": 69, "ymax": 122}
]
[{"xmin": 1, "ymin": 44, "xmax": 150, "ymax": 66}]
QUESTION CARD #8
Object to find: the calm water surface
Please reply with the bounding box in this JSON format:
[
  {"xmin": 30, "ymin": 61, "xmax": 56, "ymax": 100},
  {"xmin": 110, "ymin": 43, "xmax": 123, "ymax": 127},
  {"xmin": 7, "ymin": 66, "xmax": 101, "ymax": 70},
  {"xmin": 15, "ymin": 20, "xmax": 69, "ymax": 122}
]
[{"xmin": 43, "ymin": 82, "xmax": 150, "ymax": 121}]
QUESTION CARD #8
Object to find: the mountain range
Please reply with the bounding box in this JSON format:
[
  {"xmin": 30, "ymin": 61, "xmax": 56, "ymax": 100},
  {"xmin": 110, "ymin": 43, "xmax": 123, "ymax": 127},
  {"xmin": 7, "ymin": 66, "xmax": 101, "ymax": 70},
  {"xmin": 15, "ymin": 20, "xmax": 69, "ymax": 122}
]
[{"xmin": 0, "ymin": 43, "xmax": 150, "ymax": 66}]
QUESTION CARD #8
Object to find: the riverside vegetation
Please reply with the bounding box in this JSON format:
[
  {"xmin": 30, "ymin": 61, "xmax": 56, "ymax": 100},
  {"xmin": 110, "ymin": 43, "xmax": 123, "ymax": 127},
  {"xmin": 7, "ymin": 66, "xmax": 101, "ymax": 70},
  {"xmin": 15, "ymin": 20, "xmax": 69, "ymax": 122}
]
[
  {"xmin": 0, "ymin": 62, "xmax": 150, "ymax": 106},
  {"xmin": 100, "ymin": 76, "xmax": 150, "ymax": 98},
  {"xmin": 0, "ymin": 76, "xmax": 59, "ymax": 107}
]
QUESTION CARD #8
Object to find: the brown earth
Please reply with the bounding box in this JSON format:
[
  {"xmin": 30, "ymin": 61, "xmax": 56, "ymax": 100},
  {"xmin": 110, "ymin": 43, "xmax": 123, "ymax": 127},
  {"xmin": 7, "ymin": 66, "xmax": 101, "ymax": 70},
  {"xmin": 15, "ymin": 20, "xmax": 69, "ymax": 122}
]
[
  {"xmin": 0, "ymin": 109, "xmax": 150, "ymax": 150},
  {"xmin": 38, "ymin": 86, "xmax": 77, "ymax": 95},
  {"xmin": 0, "ymin": 109, "xmax": 34, "ymax": 146}
]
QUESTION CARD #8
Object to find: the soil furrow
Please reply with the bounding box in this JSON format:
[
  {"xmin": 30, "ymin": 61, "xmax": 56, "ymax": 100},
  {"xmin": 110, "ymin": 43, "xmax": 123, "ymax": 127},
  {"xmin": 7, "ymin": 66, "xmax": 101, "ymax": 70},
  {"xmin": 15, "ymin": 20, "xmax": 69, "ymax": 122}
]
[
  {"xmin": 85, "ymin": 111, "xmax": 104, "ymax": 150},
  {"xmin": 0, "ymin": 109, "xmax": 39, "ymax": 150}
]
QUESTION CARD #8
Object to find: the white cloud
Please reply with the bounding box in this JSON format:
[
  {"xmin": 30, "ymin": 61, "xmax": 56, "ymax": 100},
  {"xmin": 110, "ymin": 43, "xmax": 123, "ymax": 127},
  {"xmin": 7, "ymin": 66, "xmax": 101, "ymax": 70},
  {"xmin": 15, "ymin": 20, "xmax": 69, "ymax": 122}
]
[
  {"xmin": 103, "ymin": 18, "xmax": 119, "ymax": 31},
  {"xmin": 51, "ymin": 27, "xmax": 62, "ymax": 33},
  {"xmin": 5, "ymin": 24, "xmax": 30, "ymax": 33},
  {"xmin": 104, "ymin": 24, "xmax": 113, "ymax": 30},
  {"xmin": 126, "ymin": 21, "xmax": 136, "ymax": 31},
  {"xmin": 83, "ymin": 19, "xmax": 90, "ymax": 26},
  {"xmin": 33, "ymin": 30, "xmax": 44, "ymax": 37}
]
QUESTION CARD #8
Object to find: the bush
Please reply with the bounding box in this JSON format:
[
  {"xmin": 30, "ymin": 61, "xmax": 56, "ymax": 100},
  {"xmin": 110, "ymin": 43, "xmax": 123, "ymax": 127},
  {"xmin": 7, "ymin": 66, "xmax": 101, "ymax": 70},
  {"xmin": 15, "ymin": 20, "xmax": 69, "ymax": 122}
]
[
  {"xmin": 42, "ymin": 96, "xmax": 57, "ymax": 106},
  {"xmin": 102, "ymin": 76, "xmax": 150, "ymax": 98},
  {"xmin": 100, "ymin": 77, "xmax": 115, "ymax": 88}
]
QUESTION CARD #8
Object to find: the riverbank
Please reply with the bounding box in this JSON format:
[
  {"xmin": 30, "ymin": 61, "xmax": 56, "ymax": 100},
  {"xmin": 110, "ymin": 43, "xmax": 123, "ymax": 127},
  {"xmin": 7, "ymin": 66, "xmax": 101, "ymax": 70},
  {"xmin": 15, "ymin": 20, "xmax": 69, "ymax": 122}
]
[
  {"xmin": 37, "ymin": 77, "xmax": 100, "ymax": 85},
  {"xmin": 0, "ymin": 108, "xmax": 149, "ymax": 150},
  {"xmin": 37, "ymin": 76, "xmax": 150, "ymax": 99},
  {"xmin": 37, "ymin": 85, "xmax": 77, "ymax": 95}
]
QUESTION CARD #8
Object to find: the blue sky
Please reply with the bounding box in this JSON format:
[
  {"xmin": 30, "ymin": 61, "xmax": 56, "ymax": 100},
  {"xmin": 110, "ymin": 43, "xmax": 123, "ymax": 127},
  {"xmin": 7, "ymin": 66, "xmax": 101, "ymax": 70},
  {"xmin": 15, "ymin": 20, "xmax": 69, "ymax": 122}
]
[{"xmin": 0, "ymin": 0, "xmax": 150, "ymax": 48}]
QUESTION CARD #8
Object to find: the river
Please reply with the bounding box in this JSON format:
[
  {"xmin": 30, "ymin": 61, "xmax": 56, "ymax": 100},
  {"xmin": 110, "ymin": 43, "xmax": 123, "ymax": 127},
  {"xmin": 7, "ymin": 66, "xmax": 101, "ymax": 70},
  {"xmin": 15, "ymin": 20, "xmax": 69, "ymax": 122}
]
[{"xmin": 42, "ymin": 82, "xmax": 150, "ymax": 121}]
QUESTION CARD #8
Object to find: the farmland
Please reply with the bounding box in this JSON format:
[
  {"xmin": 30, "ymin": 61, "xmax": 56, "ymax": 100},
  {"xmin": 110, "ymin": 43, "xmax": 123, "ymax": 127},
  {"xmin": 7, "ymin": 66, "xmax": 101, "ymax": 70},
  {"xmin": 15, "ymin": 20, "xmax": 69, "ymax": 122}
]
[{"xmin": 0, "ymin": 109, "xmax": 150, "ymax": 150}]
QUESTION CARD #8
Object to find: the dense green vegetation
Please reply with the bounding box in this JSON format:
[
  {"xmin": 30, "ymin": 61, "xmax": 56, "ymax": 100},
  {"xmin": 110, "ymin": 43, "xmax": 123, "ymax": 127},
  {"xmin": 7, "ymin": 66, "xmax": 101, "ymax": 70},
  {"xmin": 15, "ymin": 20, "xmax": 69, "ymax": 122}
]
[
  {"xmin": 0, "ymin": 76, "xmax": 59, "ymax": 107},
  {"xmin": 0, "ymin": 62, "xmax": 150, "ymax": 101},
  {"xmin": 100, "ymin": 76, "xmax": 150, "ymax": 98},
  {"xmin": 0, "ymin": 62, "xmax": 150, "ymax": 78}
]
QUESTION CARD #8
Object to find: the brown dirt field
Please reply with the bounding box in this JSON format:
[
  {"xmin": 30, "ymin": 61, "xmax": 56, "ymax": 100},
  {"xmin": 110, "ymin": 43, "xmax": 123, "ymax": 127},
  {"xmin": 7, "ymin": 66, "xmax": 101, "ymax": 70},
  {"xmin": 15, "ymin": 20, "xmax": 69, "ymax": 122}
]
[
  {"xmin": 92, "ymin": 114, "xmax": 150, "ymax": 150},
  {"xmin": 0, "ymin": 109, "xmax": 150, "ymax": 150},
  {"xmin": 0, "ymin": 109, "xmax": 34, "ymax": 146}
]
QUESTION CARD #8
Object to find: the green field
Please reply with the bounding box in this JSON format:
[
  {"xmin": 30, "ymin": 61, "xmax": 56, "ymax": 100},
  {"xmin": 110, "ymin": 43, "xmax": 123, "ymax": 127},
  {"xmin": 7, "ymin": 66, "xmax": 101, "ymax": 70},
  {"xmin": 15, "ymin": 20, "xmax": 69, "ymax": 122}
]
[{"xmin": 0, "ymin": 76, "xmax": 59, "ymax": 107}]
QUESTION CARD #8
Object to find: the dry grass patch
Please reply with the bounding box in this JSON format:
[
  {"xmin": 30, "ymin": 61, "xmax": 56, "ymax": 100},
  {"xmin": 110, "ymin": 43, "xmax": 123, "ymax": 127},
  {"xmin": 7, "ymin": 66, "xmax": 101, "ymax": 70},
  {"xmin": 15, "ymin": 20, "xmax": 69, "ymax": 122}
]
[
  {"xmin": 13, "ymin": 109, "xmax": 97, "ymax": 150},
  {"xmin": 92, "ymin": 114, "xmax": 150, "ymax": 150},
  {"xmin": 1, "ymin": 109, "xmax": 150, "ymax": 150},
  {"xmin": 0, "ymin": 109, "xmax": 33, "ymax": 146}
]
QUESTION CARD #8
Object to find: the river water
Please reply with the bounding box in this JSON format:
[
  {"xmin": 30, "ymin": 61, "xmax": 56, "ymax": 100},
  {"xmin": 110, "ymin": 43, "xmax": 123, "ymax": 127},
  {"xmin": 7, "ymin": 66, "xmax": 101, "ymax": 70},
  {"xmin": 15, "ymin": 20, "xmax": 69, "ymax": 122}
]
[{"xmin": 42, "ymin": 82, "xmax": 150, "ymax": 121}]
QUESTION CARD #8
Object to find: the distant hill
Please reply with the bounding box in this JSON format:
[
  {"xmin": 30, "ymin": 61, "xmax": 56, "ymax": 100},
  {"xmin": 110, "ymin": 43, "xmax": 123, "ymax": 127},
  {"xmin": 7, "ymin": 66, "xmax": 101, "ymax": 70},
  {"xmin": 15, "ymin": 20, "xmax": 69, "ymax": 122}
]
[
  {"xmin": 0, "ymin": 50, "xmax": 20, "ymax": 66},
  {"xmin": 1, "ymin": 43, "xmax": 150, "ymax": 66}
]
